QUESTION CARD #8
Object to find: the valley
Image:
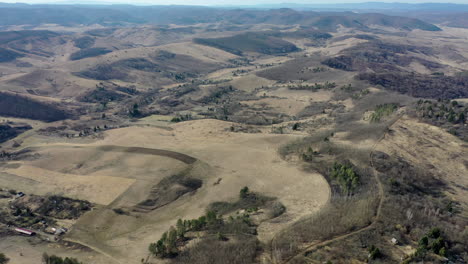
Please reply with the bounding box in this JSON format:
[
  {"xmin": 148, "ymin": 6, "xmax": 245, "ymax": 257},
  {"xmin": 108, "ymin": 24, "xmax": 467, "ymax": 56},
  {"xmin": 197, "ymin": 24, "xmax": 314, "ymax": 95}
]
[{"xmin": 0, "ymin": 3, "xmax": 466, "ymax": 264}]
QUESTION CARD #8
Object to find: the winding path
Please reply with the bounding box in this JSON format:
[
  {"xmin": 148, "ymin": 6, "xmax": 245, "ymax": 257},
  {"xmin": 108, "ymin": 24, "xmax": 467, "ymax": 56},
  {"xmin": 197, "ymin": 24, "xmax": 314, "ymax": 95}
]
[{"xmin": 271, "ymin": 115, "xmax": 403, "ymax": 264}]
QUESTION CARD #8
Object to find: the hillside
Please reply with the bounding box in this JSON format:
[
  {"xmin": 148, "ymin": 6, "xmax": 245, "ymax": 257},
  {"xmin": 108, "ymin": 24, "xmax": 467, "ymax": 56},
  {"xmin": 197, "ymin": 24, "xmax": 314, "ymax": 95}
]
[
  {"xmin": 412, "ymin": 12, "xmax": 468, "ymax": 28},
  {"xmin": 194, "ymin": 32, "xmax": 300, "ymax": 55},
  {"xmin": 0, "ymin": 30, "xmax": 66, "ymax": 58},
  {"xmin": 0, "ymin": 92, "xmax": 71, "ymax": 122},
  {"xmin": 0, "ymin": 4, "xmax": 466, "ymax": 264}
]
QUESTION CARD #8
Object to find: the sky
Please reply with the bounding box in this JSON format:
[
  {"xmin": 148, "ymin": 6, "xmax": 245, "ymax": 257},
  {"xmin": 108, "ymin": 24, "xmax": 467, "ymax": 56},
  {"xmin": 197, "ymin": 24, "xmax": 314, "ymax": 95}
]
[{"xmin": 1, "ymin": 0, "xmax": 468, "ymax": 5}]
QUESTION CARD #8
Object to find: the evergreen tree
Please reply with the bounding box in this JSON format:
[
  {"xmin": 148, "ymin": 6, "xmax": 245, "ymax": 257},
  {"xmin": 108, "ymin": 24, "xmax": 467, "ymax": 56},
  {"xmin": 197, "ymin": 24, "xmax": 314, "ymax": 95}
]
[{"xmin": 240, "ymin": 186, "xmax": 249, "ymax": 199}]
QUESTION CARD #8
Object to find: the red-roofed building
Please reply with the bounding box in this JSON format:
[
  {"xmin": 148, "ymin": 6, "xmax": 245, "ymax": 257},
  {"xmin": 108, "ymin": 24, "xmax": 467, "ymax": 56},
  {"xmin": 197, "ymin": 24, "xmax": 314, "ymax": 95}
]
[{"xmin": 14, "ymin": 227, "xmax": 36, "ymax": 236}]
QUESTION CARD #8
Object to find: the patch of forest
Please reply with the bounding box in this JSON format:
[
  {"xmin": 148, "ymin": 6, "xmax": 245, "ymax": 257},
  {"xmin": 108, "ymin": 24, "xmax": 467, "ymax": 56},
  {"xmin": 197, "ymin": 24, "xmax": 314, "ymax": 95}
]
[
  {"xmin": 0, "ymin": 47, "xmax": 24, "ymax": 62},
  {"xmin": 147, "ymin": 187, "xmax": 285, "ymax": 264},
  {"xmin": 76, "ymin": 53, "xmax": 219, "ymax": 81},
  {"xmin": 73, "ymin": 36, "xmax": 95, "ymax": 49},
  {"xmin": 0, "ymin": 30, "xmax": 59, "ymax": 45},
  {"xmin": 79, "ymin": 85, "xmax": 129, "ymax": 103},
  {"xmin": 75, "ymin": 64, "xmax": 128, "ymax": 81},
  {"xmin": 0, "ymin": 92, "xmax": 71, "ymax": 122},
  {"xmin": 321, "ymin": 41, "xmax": 439, "ymax": 72},
  {"xmin": 194, "ymin": 32, "xmax": 299, "ymax": 55},
  {"xmin": 0, "ymin": 122, "xmax": 32, "ymax": 143},
  {"xmin": 69, "ymin": 47, "xmax": 112, "ymax": 61},
  {"xmin": 413, "ymin": 99, "xmax": 467, "ymax": 141},
  {"xmin": 357, "ymin": 72, "xmax": 468, "ymax": 99},
  {"xmin": 0, "ymin": 191, "xmax": 92, "ymax": 230}
]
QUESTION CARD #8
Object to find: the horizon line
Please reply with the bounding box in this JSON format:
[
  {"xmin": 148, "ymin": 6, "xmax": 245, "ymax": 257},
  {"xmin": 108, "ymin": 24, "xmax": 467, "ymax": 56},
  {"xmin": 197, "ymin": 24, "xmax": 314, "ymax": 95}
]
[{"xmin": 1, "ymin": 1, "xmax": 468, "ymax": 7}]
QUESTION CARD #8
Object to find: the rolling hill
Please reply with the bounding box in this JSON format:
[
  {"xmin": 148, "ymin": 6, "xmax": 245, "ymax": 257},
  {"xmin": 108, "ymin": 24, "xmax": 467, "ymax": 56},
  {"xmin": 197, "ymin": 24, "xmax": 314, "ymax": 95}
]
[
  {"xmin": 0, "ymin": 4, "xmax": 442, "ymax": 32},
  {"xmin": 194, "ymin": 32, "xmax": 300, "ymax": 55}
]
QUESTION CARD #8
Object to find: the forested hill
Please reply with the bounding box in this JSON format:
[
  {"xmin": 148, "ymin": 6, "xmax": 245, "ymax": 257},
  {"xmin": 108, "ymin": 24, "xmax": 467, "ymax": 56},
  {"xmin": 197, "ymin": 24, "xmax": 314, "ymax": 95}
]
[{"xmin": 0, "ymin": 4, "xmax": 440, "ymax": 31}]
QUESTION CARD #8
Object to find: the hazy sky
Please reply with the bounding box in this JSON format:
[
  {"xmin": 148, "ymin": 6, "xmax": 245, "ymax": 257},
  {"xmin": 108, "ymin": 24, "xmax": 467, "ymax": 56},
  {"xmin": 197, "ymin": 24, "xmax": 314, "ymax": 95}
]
[{"xmin": 2, "ymin": 0, "xmax": 468, "ymax": 5}]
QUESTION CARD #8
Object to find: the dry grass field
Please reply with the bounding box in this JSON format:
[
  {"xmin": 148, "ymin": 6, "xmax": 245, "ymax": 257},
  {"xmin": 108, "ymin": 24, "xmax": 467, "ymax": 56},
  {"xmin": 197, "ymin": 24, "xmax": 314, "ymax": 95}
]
[
  {"xmin": 376, "ymin": 116, "xmax": 468, "ymax": 213},
  {"xmin": 0, "ymin": 7, "xmax": 467, "ymax": 264},
  {"xmin": 0, "ymin": 119, "xmax": 330, "ymax": 263}
]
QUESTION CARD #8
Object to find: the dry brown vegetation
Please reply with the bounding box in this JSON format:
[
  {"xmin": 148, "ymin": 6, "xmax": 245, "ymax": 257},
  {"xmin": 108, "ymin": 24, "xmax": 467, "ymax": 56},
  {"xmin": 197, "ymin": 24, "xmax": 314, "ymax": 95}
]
[{"xmin": 0, "ymin": 6, "xmax": 467, "ymax": 264}]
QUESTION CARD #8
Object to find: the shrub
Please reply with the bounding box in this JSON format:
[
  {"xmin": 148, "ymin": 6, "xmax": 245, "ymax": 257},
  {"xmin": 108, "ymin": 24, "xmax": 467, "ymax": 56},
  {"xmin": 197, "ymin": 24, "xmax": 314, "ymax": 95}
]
[
  {"xmin": 0, "ymin": 253, "xmax": 9, "ymax": 264},
  {"xmin": 430, "ymin": 237, "xmax": 444, "ymax": 254},
  {"xmin": 171, "ymin": 114, "xmax": 193, "ymax": 123},
  {"xmin": 240, "ymin": 187, "xmax": 249, "ymax": 199},
  {"xmin": 369, "ymin": 103, "xmax": 398, "ymax": 122},
  {"xmin": 368, "ymin": 245, "xmax": 381, "ymax": 260},
  {"xmin": 112, "ymin": 208, "xmax": 127, "ymax": 215},
  {"xmin": 130, "ymin": 103, "xmax": 141, "ymax": 118},
  {"xmin": 217, "ymin": 232, "xmax": 228, "ymax": 241},
  {"xmin": 438, "ymin": 247, "xmax": 447, "ymax": 257},
  {"xmin": 270, "ymin": 201, "xmax": 286, "ymax": 218},
  {"xmin": 301, "ymin": 147, "xmax": 317, "ymax": 162},
  {"xmin": 428, "ymin": 227, "xmax": 441, "ymax": 239},
  {"xmin": 418, "ymin": 236, "xmax": 428, "ymax": 247}
]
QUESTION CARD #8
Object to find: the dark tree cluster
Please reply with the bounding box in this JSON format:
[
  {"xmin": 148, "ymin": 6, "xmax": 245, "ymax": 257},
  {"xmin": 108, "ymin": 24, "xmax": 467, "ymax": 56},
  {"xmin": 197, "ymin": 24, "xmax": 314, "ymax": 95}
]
[
  {"xmin": 322, "ymin": 41, "xmax": 439, "ymax": 73},
  {"xmin": 76, "ymin": 64, "xmax": 128, "ymax": 81},
  {"xmin": 0, "ymin": 92, "xmax": 70, "ymax": 122},
  {"xmin": 416, "ymin": 99, "xmax": 466, "ymax": 124},
  {"xmin": 0, "ymin": 123, "xmax": 31, "ymax": 143},
  {"xmin": 73, "ymin": 36, "xmax": 95, "ymax": 49},
  {"xmin": 406, "ymin": 228, "xmax": 450, "ymax": 263},
  {"xmin": 34, "ymin": 195, "xmax": 92, "ymax": 219},
  {"xmin": 1, "ymin": 194, "xmax": 92, "ymax": 233},
  {"xmin": 330, "ymin": 162, "xmax": 360, "ymax": 195},
  {"xmin": 42, "ymin": 253, "xmax": 83, "ymax": 264},
  {"xmin": 69, "ymin": 47, "xmax": 112, "ymax": 61},
  {"xmin": 0, "ymin": 253, "xmax": 8, "ymax": 264},
  {"xmin": 357, "ymin": 72, "xmax": 468, "ymax": 99},
  {"xmin": 0, "ymin": 47, "xmax": 24, "ymax": 62},
  {"xmin": 414, "ymin": 99, "xmax": 467, "ymax": 141},
  {"xmin": 288, "ymin": 81, "xmax": 336, "ymax": 91},
  {"xmin": 79, "ymin": 85, "xmax": 128, "ymax": 103},
  {"xmin": 149, "ymin": 187, "xmax": 281, "ymax": 262},
  {"xmin": 194, "ymin": 32, "xmax": 299, "ymax": 56},
  {"xmin": 148, "ymin": 211, "xmax": 224, "ymax": 258}
]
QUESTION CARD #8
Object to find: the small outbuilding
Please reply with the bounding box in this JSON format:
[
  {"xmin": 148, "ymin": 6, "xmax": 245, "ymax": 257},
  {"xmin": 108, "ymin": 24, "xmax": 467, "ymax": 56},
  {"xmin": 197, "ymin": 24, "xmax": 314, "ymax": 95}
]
[{"xmin": 14, "ymin": 227, "xmax": 36, "ymax": 236}]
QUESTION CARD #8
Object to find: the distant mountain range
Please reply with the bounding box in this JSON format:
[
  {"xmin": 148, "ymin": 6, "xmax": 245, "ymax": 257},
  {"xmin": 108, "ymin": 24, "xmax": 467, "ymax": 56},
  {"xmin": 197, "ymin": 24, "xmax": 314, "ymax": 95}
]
[
  {"xmin": 1, "ymin": 2, "xmax": 468, "ymax": 11},
  {"xmin": 0, "ymin": 3, "xmax": 446, "ymax": 31},
  {"xmin": 227, "ymin": 2, "xmax": 468, "ymax": 12}
]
